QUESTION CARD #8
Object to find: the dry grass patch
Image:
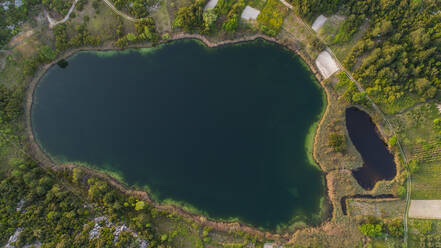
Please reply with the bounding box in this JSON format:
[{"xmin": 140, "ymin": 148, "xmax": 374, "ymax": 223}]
[
  {"xmin": 314, "ymin": 80, "xmax": 363, "ymax": 172},
  {"xmin": 151, "ymin": 0, "xmax": 172, "ymax": 33},
  {"xmin": 86, "ymin": 0, "xmax": 135, "ymax": 41},
  {"xmin": 280, "ymin": 13, "xmax": 322, "ymax": 58},
  {"xmin": 347, "ymin": 198, "xmax": 404, "ymax": 218}
]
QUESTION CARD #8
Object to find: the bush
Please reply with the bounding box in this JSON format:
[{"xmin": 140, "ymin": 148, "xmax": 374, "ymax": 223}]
[
  {"xmin": 358, "ymin": 223, "xmax": 383, "ymax": 237},
  {"xmin": 408, "ymin": 160, "xmax": 420, "ymax": 174},
  {"xmin": 135, "ymin": 200, "xmax": 145, "ymax": 211},
  {"xmin": 173, "ymin": 0, "xmax": 205, "ymax": 32},
  {"xmin": 386, "ymin": 219, "xmax": 403, "ymax": 238},
  {"xmin": 257, "ymin": 0, "xmax": 289, "ymax": 36},
  {"xmin": 397, "ymin": 185, "xmax": 406, "ymax": 199},
  {"xmin": 221, "ymin": 0, "xmax": 246, "ymax": 32},
  {"xmin": 388, "ymin": 135, "xmax": 397, "ymax": 147}
]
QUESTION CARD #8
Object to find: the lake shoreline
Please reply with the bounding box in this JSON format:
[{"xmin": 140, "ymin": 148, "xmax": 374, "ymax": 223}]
[{"xmin": 24, "ymin": 33, "xmax": 331, "ymax": 241}]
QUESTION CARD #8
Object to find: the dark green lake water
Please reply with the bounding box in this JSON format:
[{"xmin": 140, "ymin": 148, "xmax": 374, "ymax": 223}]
[{"xmin": 32, "ymin": 39, "xmax": 325, "ymax": 229}]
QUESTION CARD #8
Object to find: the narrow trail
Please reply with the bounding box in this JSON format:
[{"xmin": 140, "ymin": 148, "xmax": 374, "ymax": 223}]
[
  {"xmin": 278, "ymin": 0, "xmax": 411, "ymax": 244},
  {"xmin": 45, "ymin": 0, "xmax": 140, "ymax": 28},
  {"xmin": 45, "ymin": 0, "xmax": 79, "ymax": 28},
  {"xmin": 101, "ymin": 0, "xmax": 140, "ymax": 22}
]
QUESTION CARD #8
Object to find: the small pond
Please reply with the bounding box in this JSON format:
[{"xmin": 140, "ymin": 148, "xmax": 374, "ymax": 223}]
[
  {"xmin": 345, "ymin": 107, "xmax": 397, "ymax": 189},
  {"xmin": 32, "ymin": 39, "xmax": 326, "ymax": 229}
]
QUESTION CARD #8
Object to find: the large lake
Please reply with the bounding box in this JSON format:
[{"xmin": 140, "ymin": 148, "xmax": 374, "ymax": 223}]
[{"xmin": 32, "ymin": 39, "xmax": 325, "ymax": 229}]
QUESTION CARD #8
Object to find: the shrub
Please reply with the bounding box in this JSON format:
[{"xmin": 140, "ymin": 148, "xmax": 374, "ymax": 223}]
[
  {"xmin": 358, "ymin": 223, "xmax": 383, "ymax": 237},
  {"xmin": 173, "ymin": 0, "xmax": 205, "ymax": 32},
  {"xmin": 135, "ymin": 200, "xmax": 145, "ymax": 211},
  {"xmin": 388, "ymin": 135, "xmax": 397, "ymax": 147},
  {"xmin": 328, "ymin": 132, "xmax": 346, "ymax": 152},
  {"xmin": 397, "ymin": 185, "xmax": 406, "ymax": 199},
  {"xmin": 386, "ymin": 219, "xmax": 403, "ymax": 238},
  {"xmin": 414, "ymin": 220, "xmax": 433, "ymax": 235},
  {"xmin": 257, "ymin": 0, "xmax": 289, "ymax": 36}
]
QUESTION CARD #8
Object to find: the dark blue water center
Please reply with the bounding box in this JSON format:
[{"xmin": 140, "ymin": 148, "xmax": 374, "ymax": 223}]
[
  {"xmin": 32, "ymin": 39, "xmax": 325, "ymax": 229},
  {"xmin": 345, "ymin": 107, "xmax": 397, "ymax": 190}
]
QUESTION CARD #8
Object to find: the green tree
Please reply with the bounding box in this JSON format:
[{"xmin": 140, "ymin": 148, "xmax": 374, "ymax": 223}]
[
  {"xmin": 135, "ymin": 200, "xmax": 145, "ymax": 211},
  {"xmin": 388, "ymin": 135, "xmax": 397, "ymax": 147},
  {"xmin": 173, "ymin": 0, "xmax": 205, "ymax": 32},
  {"xmin": 72, "ymin": 168, "xmax": 83, "ymax": 183},
  {"xmin": 358, "ymin": 223, "xmax": 383, "ymax": 237},
  {"xmin": 397, "ymin": 185, "xmax": 406, "ymax": 200},
  {"xmin": 203, "ymin": 9, "xmax": 218, "ymax": 33},
  {"xmin": 38, "ymin": 45, "xmax": 58, "ymax": 63},
  {"xmin": 386, "ymin": 219, "xmax": 403, "ymax": 238}
]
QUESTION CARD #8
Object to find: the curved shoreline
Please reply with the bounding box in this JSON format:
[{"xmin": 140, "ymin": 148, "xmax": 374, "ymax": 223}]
[{"xmin": 25, "ymin": 33, "xmax": 330, "ymax": 241}]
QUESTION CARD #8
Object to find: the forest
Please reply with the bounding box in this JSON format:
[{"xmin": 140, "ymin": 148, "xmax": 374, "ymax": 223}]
[{"xmin": 298, "ymin": 0, "xmax": 441, "ymax": 113}]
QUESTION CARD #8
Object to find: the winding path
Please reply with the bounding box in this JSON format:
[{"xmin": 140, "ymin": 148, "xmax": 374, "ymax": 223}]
[
  {"xmin": 46, "ymin": 0, "xmax": 140, "ymax": 29},
  {"xmin": 46, "ymin": 0, "xmax": 79, "ymax": 28},
  {"xmin": 101, "ymin": 0, "xmax": 140, "ymax": 22},
  {"xmin": 278, "ymin": 0, "xmax": 411, "ymax": 244}
]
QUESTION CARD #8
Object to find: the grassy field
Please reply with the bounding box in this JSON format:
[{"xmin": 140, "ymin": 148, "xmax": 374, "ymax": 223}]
[
  {"xmin": 280, "ymin": 13, "xmax": 322, "ymax": 58},
  {"xmin": 317, "ymin": 15, "xmax": 344, "ymax": 44},
  {"xmin": 411, "ymin": 146, "xmax": 441, "ymax": 199},
  {"xmin": 389, "ymin": 102, "xmax": 441, "ymax": 199},
  {"xmin": 249, "ymin": 0, "xmax": 268, "ymax": 10}
]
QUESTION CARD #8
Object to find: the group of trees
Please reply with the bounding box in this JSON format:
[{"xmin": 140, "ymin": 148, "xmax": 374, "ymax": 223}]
[
  {"xmin": 172, "ymin": 0, "xmax": 250, "ymax": 34},
  {"xmin": 358, "ymin": 217, "xmax": 404, "ymax": 238},
  {"xmin": 21, "ymin": 21, "xmax": 102, "ymax": 78},
  {"xmin": 334, "ymin": 71, "xmax": 368, "ymax": 105},
  {"xmin": 173, "ymin": 0, "xmax": 205, "ymax": 32},
  {"xmin": 42, "ymin": 0, "xmax": 73, "ymax": 16},
  {"xmin": 23, "ymin": 45, "xmax": 58, "ymax": 75},
  {"xmin": 0, "ymin": 85, "xmax": 24, "ymax": 124},
  {"xmin": 339, "ymin": 0, "xmax": 441, "ymax": 109},
  {"xmin": 288, "ymin": 0, "xmax": 343, "ymax": 22},
  {"xmin": 0, "ymin": 154, "xmax": 170, "ymax": 247},
  {"xmin": 289, "ymin": 0, "xmax": 440, "ymax": 111},
  {"xmin": 53, "ymin": 23, "xmax": 101, "ymax": 52},
  {"xmin": 220, "ymin": 0, "xmax": 246, "ymax": 32},
  {"xmin": 0, "ymin": 0, "xmax": 41, "ymax": 48},
  {"xmin": 256, "ymin": 0, "xmax": 289, "ymax": 36},
  {"xmin": 115, "ymin": 17, "xmax": 159, "ymax": 48},
  {"xmin": 112, "ymin": 0, "xmax": 158, "ymax": 18}
]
